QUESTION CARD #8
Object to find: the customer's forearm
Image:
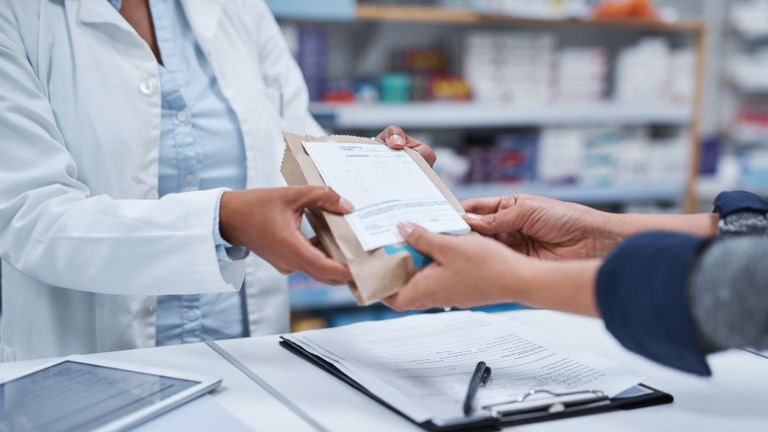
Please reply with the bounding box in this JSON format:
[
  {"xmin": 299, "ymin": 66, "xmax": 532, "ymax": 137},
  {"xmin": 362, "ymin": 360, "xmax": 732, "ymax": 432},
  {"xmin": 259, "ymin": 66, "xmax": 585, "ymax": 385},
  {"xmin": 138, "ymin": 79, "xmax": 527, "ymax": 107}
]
[
  {"xmin": 607, "ymin": 213, "xmax": 718, "ymax": 240},
  {"xmin": 516, "ymin": 259, "xmax": 602, "ymax": 317}
]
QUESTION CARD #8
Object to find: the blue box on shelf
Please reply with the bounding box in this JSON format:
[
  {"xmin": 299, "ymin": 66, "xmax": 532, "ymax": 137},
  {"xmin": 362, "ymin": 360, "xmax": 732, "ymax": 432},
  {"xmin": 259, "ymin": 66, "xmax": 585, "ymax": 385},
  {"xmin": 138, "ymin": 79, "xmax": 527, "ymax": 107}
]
[
  {"xmin": 289, "ymin": 273, "xmax": 357, "ymax": 311},
  {"xmin": 265, "ymin": 0, "xmax": 356, "ymax": 21}
]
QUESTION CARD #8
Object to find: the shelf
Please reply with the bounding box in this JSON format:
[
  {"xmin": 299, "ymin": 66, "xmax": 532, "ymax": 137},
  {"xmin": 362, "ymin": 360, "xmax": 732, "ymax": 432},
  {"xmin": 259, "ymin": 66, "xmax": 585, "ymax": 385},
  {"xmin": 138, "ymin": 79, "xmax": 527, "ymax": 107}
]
[
  {"xmin": 355, "ymin": 4, "xmax": 705, "ymax": 33},
  {"xmin": 696, "ymin": 176, "xmax": 733, "ymax": 203},
  {"xmin": 357, "ymin": 3, "xmax": 479, "ymax": 24},
  {"xmin": 290, "ymin": 289, "xmax": 358, "ymax": 311},
  {"xmin": 269, "ymin": 3, "xmax": 705, "ymax": 33},
  {"xmin": 730, "ymin": 18, "xmax": 768, "ymax": 42},
  {"xmin": 730, "ymin": 124, "xmax": 768, "ymax": 144},
  {"xmin": 694, "ymin": 176, "xmax": 768, "ymax": 205},
  {"xmin": 311, "ymin": 102, "xmax": 692, "ymax": 129},
  {"xmin": 453, "ymin": 183, "xmax": 685, "ymax": 205},
  {"xmin": 733, "ymin": 81, "xmax": 768, "ymax": 95},
  {"xmin": 732, "ymin": 28, "xmax": 768, "ymax": 43}
]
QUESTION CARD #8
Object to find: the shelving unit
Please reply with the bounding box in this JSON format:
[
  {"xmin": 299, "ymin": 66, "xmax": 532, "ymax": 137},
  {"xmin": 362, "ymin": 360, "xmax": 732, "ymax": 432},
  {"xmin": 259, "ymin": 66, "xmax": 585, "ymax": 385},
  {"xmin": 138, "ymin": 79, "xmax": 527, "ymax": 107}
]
[
  {"xmin": 272, "ymin": 1, "xmax": 708, "ymax": 318},
  {"xmin": 279, "ymin": 2, "xmax": 706, "ymax": 211},
  {"xmin": 311, "ymin": 101, "xmax": 693, "ymax": 129}
]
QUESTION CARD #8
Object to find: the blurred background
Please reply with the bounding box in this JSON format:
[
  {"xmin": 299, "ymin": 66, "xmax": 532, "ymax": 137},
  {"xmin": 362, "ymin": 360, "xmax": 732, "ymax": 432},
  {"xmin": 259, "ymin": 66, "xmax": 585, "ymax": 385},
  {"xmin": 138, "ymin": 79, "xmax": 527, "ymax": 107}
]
[{"xmin": 263, "ymin": 0, "xmax": 768, "ymax": 330}]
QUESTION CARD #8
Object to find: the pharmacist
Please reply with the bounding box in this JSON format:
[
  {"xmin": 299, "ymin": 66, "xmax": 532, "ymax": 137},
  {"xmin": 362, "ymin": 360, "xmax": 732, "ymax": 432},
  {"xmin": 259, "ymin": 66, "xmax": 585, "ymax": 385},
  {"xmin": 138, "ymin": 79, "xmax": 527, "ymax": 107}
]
[{"xmin": 0, "ymin": 0, "xmax": 434, "ymax": 361}]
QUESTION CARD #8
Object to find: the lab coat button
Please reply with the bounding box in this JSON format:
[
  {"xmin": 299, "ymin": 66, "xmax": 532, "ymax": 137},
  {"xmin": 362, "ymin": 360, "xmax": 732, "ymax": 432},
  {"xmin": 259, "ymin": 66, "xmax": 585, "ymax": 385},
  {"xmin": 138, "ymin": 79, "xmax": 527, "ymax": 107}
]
[
  {"xmin": 184, "ymin": 173, "xmax": 195, "ymax": 184},
  {"xmin": 176, "ymin": 110, "xmax": 189, "ymax": 122},
  {"xmin": 139, "ymin": 78, "xmax": 158, "ymax": 96},
  {"xmin": 185, "ymin": 309, "xmax": 199, "ymax": 322}
]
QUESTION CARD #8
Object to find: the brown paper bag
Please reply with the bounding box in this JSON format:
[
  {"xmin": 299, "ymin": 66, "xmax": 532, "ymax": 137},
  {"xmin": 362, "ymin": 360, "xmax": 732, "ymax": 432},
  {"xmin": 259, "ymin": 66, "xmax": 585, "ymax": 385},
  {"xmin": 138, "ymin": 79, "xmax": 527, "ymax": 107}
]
[{"xmin": 281, "ymin": 133, "xmax": 468, "ymax": 305}]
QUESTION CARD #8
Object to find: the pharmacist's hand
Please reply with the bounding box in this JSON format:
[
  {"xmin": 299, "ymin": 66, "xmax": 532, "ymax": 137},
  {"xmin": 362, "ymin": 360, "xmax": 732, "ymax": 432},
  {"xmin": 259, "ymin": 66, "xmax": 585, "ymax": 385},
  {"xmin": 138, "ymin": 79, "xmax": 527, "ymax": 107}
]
[
  {"xmin": 462, "ymin": 195, "xmax": 620, "ymax": 260},
  {"xmin": 383, "ymin": 223, "xmax": 525, "ymax": 311},
  {"xmin": 219, "ymin": 187, "xmax": 354, "ymax": 285},
  {"xmin": 378, "ymin": 125, "xmax": 436, "ymax": 166}
]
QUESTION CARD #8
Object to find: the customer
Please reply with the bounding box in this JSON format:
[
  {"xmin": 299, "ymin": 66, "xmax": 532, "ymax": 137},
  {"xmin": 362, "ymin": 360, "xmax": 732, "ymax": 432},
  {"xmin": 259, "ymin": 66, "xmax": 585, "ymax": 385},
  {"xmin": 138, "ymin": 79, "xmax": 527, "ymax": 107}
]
[
  {"xmin": 385, "ymin": 191, "xmax": 768, "ymax": 375},
  {"xmin": 0, "ymin": 0, "xmax": 431, "ymax": 361}
]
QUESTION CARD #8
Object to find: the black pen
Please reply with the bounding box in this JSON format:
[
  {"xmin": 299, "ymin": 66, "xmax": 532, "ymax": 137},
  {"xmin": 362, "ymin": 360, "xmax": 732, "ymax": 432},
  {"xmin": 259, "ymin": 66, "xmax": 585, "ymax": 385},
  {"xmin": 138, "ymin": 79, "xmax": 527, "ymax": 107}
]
[{"xmin": 463, "ymin": 361, "xmax": 492, "ymax": 416}]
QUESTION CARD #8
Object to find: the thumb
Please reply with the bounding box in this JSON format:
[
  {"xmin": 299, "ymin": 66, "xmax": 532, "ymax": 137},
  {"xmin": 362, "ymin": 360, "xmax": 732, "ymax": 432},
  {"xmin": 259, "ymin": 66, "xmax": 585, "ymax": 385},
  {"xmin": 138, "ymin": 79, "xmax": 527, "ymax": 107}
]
[
  {"xmin": 397, "ymin": 222, "xmax": 451, "ymax": 260},
  {"xmin": 463, "ymin": 206, "xmax": 526, "ymax": 236},
  {"xmin": 377, "ymin": 125, "xmax": 407, "ymax": 149},
  {"xmin": 298, "ymin": 186, "xmax": 355, "ymax": 215}
]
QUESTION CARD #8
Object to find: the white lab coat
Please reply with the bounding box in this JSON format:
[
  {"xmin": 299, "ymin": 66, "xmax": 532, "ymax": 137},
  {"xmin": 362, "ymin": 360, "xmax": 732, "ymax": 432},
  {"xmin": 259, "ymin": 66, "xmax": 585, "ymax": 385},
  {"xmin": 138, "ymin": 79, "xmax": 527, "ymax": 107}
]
[{"xmin": 0, "ymin": 0, "xmax": 324, "ymax": 361}]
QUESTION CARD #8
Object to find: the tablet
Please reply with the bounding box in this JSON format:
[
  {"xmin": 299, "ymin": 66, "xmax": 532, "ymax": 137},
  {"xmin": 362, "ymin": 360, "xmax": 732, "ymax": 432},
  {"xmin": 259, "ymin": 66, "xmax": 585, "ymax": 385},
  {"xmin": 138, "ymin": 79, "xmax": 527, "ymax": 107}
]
[{"xmin": 0, "ymin": 355, "xmax": 221, "ymax": 432}]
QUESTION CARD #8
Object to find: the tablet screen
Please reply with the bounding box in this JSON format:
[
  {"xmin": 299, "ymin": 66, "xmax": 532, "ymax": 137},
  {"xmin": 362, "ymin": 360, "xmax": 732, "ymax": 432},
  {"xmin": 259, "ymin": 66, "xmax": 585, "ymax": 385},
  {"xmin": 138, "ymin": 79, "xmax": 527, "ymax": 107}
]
[{"xmin": 0, "ymin": 361, "xmax": 200, "ymax": 431}]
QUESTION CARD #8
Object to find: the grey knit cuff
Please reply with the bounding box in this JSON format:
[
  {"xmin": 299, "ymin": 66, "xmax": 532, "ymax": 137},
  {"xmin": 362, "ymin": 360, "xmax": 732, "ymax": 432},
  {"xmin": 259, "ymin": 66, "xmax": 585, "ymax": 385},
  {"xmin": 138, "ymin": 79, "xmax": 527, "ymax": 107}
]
[
  {"xmin": 717, "ymin": 211, "xmax": 768, "ymax": 237},
  {"xmin": 689, "ymin": 236, "xmax": 768, "ymax": 352}
]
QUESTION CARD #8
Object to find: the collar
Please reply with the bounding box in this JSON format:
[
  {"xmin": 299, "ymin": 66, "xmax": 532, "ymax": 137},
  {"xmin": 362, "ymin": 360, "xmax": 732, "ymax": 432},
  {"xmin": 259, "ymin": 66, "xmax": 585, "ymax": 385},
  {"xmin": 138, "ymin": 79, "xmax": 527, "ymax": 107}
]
[{"xmin": 76, "ymin": 0, "xmax": 224, "ymax": 41}]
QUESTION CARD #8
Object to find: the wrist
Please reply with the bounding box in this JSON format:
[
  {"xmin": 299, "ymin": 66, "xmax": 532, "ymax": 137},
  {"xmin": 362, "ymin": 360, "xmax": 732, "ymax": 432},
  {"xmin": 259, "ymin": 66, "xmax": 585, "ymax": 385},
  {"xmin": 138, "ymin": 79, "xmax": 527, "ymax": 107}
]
[
  {"xmin": 509, "ymin": 254, "xmax": 561, "ymax": 306},
  {"xmin": 607, "ymin": 212, "xmax": 719, "ymax": 239},
  {"xmin": 513, "ymin": 257, "xmax": 546, "ymax": 304},
  {"xmin": 514, "ymin": 258, "xmax": 601, "ymax": 317},
  {"xmin": 589, "ymin": 210, "xmax": 625, "ymax": 257},
  {"xmin": 703, "ymin": 213, "xmax": 720, "ymax": 236}
]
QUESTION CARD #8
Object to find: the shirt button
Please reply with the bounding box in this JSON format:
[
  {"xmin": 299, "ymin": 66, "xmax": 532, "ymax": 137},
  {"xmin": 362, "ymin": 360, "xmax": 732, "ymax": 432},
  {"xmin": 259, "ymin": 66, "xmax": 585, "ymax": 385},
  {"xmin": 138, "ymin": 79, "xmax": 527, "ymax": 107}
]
[
  {"xmin": 139, "ymin": 78, "xmax": 158, "ymax": 96},
  {"xmin": 184, "ymin": 173, "xmax": 196, "ymax": 184},
  {"xmin": 185, "ymin": 309, "xmax": 199, "ymax": 322},
  {"xmin": 176, "ymin": 110, "xmax": 189, "ymax": 122},
  {"xmin": 144, "ymin": 300, "xmax": 156, "ymax": 317}
]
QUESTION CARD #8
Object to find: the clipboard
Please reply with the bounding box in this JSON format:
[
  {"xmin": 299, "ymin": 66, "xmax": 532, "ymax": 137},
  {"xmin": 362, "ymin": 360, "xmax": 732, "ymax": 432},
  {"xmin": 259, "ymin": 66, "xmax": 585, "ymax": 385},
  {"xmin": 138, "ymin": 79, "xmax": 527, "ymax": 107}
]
[{"xmin": 280, "ymin": 338, "xmax": 673, "ymax": 431}]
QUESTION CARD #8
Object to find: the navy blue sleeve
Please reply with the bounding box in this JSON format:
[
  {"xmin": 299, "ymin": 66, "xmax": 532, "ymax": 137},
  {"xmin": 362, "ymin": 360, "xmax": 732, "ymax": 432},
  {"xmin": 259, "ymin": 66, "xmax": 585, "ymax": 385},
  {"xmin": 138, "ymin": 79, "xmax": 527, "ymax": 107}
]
[
  {"xmin": 596, "ymin": 232, "xmax": 712, "ymax": 376},
  {"xmin": 713, "ymin": 191, "xmax": 768, "ymax": 217}
]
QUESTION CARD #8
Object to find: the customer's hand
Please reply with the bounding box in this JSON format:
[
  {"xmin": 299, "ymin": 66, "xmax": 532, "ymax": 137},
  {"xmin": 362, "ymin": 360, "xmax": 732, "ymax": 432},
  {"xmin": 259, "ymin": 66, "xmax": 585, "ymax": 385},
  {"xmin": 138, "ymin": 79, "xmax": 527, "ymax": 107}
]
[
  {"xmin": 462, "ymin": 195, "xmax": 621, "ymax": 260},
  {"xmin": 383, "ymin": 222, "xmax": 602, "ymax": 316},
  {"xmin": 219, "ymin": 186, "xmax": 354, "ymax": 285},
  {"xmin": 383, "ymin": 223, "xmax": 526, "ymax": 311},
  {"xmin": 378, "ymin": 125, "xmax": 436, "ymax": 166}
]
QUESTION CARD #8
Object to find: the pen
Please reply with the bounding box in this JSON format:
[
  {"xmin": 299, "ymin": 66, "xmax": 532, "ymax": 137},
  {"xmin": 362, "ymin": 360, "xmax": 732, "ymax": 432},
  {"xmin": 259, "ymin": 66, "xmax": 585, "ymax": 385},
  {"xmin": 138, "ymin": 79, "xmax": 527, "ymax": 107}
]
[{"xmin": 463, "ymin": 361, "xmax": 492, "ymax": 416}]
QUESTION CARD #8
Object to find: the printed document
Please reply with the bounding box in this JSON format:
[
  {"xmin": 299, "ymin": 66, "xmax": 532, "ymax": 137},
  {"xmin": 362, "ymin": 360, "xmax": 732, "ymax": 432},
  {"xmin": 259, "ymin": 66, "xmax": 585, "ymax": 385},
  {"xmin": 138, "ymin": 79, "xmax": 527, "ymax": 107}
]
[
  {"xmin": 302, "ymin": 141, "xmax": 470, "ymax": 251},
  {"xmin": 283, "ymin": 311, "xmax": 647, "ymax": 425}
]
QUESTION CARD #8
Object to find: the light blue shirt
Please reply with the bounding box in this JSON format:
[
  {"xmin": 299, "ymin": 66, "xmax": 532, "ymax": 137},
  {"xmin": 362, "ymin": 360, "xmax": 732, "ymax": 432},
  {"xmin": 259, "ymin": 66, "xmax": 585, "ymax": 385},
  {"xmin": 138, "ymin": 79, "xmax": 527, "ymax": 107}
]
[{"xmin": 109, "ymin": 0, "xmax": 248, "ymax": 345}]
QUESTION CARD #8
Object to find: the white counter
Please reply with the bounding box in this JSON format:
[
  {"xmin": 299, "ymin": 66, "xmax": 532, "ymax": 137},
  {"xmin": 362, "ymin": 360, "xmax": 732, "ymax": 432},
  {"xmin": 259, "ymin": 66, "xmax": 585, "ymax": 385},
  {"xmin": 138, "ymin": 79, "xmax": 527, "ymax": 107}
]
[{"xmin": 2, "ymin": 310, "xmax": 766, "ymax": 431}]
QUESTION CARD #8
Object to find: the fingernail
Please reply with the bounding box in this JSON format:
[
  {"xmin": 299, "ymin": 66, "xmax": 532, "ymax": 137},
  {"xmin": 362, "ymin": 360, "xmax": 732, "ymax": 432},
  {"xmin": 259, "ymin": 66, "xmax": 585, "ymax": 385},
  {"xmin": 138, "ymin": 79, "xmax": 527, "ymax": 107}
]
[
  {"xmin": 463, "ymin": 213, "xmax": 481, "ymax": 221},
  {"xmin": 397, "ymin": 222, "xmax": 415, "ymax": 238},
  {"xmin": 389, "ymin": 134, "xmax": 405, "ymax": 146},
  {"xmin": 339, "ymin": 197, "xmax": 355, "ymax": 212}
]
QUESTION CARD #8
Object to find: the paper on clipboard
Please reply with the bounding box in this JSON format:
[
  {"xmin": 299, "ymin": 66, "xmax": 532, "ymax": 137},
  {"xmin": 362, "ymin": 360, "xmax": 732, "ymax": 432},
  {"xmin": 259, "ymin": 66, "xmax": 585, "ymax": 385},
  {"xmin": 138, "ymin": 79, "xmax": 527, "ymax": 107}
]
[
  {"xmin": 282, "ymin": 311, "xmax": 648, "ymax": 426},
  {"xmin": 302, "ymin": 141, "xmax": 470, "ymax": 251}
]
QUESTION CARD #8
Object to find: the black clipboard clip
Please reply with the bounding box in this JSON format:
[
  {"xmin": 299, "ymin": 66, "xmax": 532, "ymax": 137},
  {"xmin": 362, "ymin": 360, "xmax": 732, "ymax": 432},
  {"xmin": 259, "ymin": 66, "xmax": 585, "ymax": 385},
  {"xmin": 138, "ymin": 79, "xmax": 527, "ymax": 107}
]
[{"xmin": 482, "ymin": 389, "xmax": 610, "ymax": 419}]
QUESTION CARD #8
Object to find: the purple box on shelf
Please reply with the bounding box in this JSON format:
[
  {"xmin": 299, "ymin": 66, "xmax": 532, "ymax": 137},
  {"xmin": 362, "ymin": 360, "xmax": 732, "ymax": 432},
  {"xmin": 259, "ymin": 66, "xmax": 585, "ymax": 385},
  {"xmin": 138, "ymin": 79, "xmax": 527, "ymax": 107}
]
[
  {"xmin": 298, "ymin": 27, "xmax": 328, "ymax": 101},
  {"xmin": 488, "ymin": 134, "xmax": 538, "ymax": 182},
  {"xmin": 466, "ymin": 134, "xmax": 539, "ymax": 184}
]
